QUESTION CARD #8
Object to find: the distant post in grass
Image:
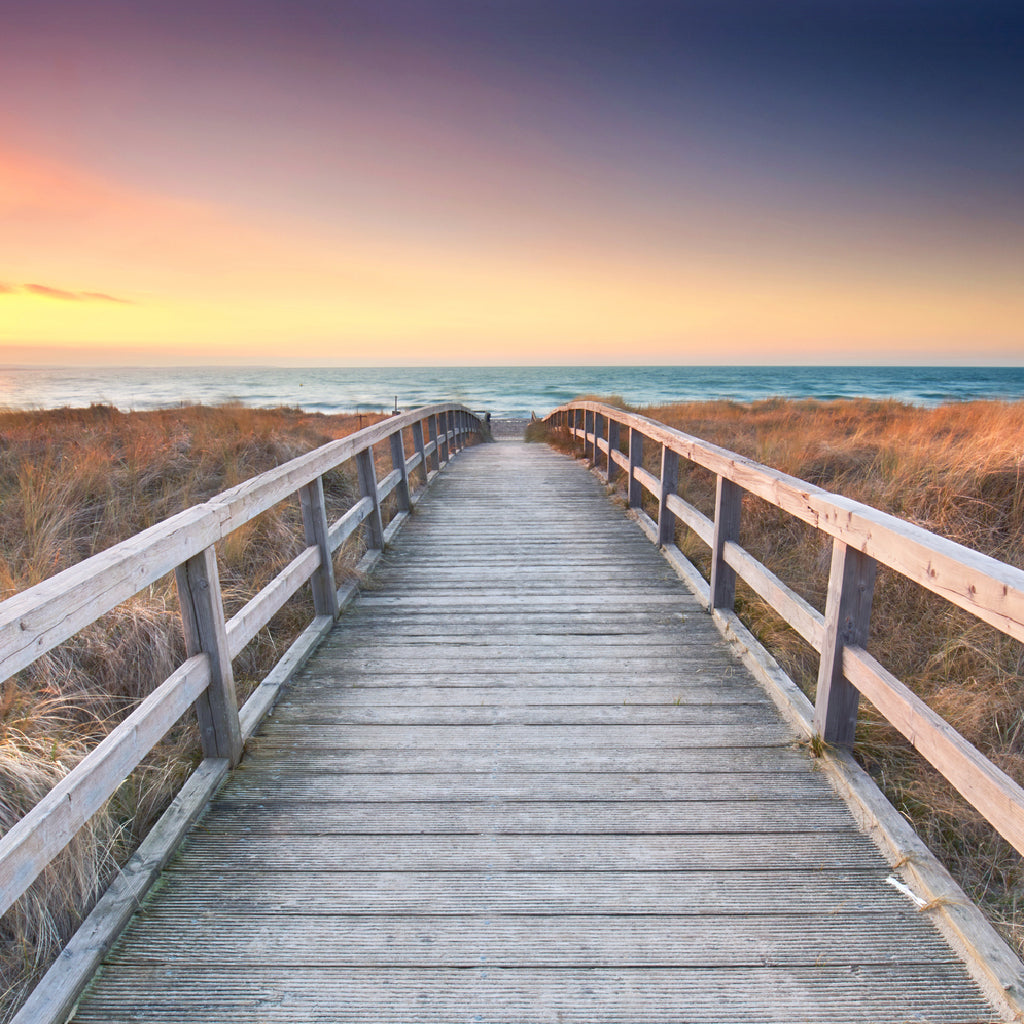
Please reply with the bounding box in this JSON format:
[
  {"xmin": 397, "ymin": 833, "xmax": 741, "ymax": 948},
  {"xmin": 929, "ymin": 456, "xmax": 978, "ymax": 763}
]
[
  {"xmin": 710, "ymin": 477, "xmax": 743, "ymax": 610},
  {"xmin": 815, "ymin": 540, "xmax": 877, "ymax": 746},
  {"xmin": 175, "ymin": 547, "xmax": 243, "ymax": 765}
]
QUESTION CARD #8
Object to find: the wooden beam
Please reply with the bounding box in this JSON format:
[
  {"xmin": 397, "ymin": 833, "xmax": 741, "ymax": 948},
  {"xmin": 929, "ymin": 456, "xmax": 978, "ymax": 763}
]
[
  {"xmin": 174, "ymin": 547, "xmax": 243, "ymax": 764},
  {"xmin": 299, "ymin": 476, "xmax": 340, "ymax": 621},
  {"xmin": 606, "ymin": 419, "xmax": 621, "ymax": 484},
  {"xmin": 411, "ymin": 420, "xmax": 429, "ymax": 488},
  {"xmin": 389, "ymin": 429, "xmax": 412, "ymax": 512},
  {"xmin": 627, "ymin": 428, "xmax": 644, "ymax": 508},
  {"xmin": 356, "ymin": 446, "xmax": 385, "ymax": 551},
  {"xmin": 709, "ymin": 477, "xmax": 743, "ymax": 611},
  {"xmin": 815, "ymin": 541, "xmax": 876, "ymax": 746},
  {"xmin": 657, "ymin": 445, "xmax": 679, "ymax": 547}
]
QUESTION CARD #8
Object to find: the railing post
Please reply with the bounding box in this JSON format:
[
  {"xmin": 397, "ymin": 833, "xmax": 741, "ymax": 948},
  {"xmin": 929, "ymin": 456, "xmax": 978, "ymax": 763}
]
[
  {"xmin": 584, "ymin": 410, "xmax": 594, "ymax": 461},
  {"xmin": 628, "ymin": 428, "xmax": 643, "ymax": 508},
  {"xmin": 299, "ymin": 475, "xmax": 340, "ymax": 620},
  {"xmin": 428, "ymin": 415, "xmax": 441, "ymax": 473},
  {"xmin": 657, "ymin": 445, "xmax": 679, "ymax": 547},
  {"xmin": 592, "ymin": 413, "xmax": 604, "ymax": 468},
  {"xmin": 439, "ymin": 411, "xmax": 451, "ymax": 464},
  {"xmin": 815, "ymin": 540, "xmax": 877, "ymax": 746},
  {"xmin": 411, "ymin": 419, "xmax": 429, "ymax": 487},
  {"xmin": 710, "ymin": 477, "xmax": 743, "ymax": 610},
  {"xmin": 389, "ymin": 428, "xmax": 412, "ymax": 513},
  {"xmin": 175, "ymin": 547, "xmax": 243, "ymax": 765},
  {"xmin": 356, "ymin": 445, "xmax": 385, "ymax": 550},
  {"xmin": 606, "ymin": 418, "xmax": 620, "ymax": 484}
]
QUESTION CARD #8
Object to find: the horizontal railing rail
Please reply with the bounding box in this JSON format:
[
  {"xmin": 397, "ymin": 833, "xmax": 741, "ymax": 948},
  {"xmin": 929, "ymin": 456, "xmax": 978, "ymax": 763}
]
[
  {"xmin": 546, "ymin": 401, "xmax": 1024, "ymax": 858},
  {"xmin": 0, "ymin": 403, "xmax": 484, "ymax": 921}
]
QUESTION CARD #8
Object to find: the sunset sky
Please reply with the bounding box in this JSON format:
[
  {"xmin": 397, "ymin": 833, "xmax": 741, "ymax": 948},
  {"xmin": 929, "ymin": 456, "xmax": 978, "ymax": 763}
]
[{"xmin": 1, "ymin": 0, "xmax": 1022, "ymax": 366}]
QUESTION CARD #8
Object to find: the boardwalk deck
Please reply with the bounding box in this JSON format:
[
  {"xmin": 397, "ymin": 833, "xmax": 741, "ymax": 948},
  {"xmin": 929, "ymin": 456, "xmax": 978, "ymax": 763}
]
[{"xmin": 72, "ymin": 440, "xmax": 1001, "ymax": 1023}]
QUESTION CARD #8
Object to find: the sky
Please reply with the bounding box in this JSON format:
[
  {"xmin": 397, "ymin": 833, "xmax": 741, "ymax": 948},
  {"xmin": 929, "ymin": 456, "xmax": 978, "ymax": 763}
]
[{"xmin": 1, "ymin": 0, "xmax": 1023, "ymax": 366}]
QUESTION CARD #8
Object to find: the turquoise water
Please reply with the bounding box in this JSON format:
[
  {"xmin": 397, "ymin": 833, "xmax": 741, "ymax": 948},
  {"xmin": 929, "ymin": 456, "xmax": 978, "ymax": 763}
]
[{"xmin": 2, "ymin": 365, "xmax": 1023, "ymax": 419}]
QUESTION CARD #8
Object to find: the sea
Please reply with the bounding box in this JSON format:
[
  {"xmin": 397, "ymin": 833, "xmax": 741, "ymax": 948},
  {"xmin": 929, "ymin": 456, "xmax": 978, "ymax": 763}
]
[{"xmin": 1, "ymin": 365, "xmax": 1023, "ymax": 420}]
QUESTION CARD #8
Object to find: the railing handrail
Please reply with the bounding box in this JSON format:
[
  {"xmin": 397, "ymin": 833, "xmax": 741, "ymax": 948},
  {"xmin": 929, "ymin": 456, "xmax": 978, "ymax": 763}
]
[
  {"xmin": 546, "ymin": 400, "xmax": 1024, "ymax": 858},
  {"xmin": 0, "ymin": 402, "xmax": 484, "ymax": 919}
]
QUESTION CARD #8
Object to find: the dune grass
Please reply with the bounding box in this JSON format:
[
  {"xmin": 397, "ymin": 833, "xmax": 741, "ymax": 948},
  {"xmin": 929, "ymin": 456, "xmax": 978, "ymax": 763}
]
[
  {"xmin": 0, "ymin": 402, "xmax": 386, "ymax": 1021},
  {"xmin": 540, "ymin": 397, "xmax": 1024, "ymax": 959}
]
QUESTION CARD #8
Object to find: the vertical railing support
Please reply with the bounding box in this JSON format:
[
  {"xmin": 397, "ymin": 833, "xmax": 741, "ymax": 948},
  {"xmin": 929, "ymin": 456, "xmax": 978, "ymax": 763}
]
[
  {"xmin": 175, "ymin": 547, "xmax": 243, "ymax": 765},
  {"xmin": 439, "ymin": 411, "xmax": 451, "ymax": 464},
  {"xmin": 299, "ymin": 475, "xmax": 340, "ymax": 619},
  {"xmin": 412, "ymin": 419, "xmax": 429, "ymax": 487},
  {"xmin": 428, "ymin": 415, "xmax": 441, "ymax": 473},
  {"xmin": 815, "ymin": 540, "xmax": 877, "ymax": 746},
  {"xmin": 657, "ymin": 445, "xmax": 679, "ymax": 547},
  {"xmin": 389, "ymin": 428, "xmax": 412, "ymax": 513},
  {"xmin": 584, "ymin": 410, "xmax": 594, "ymax": 462},
  {"xmin": 356, "ymin": 445, "xmax": 385, "ymax": 550},
  {"xmin": 592, "ymin": 413, "xmax": 604, "ymax": 468},
  {"xmin": 606, "ymin": 418, "xmax": 620, "ymax": 484},
  {"xmin": 710, "ymin": 477, "xmax": 743, "ymax": 610},
  {"xmin": 628, "ymin": 428, "xmax": 643, "ymax": 509}
]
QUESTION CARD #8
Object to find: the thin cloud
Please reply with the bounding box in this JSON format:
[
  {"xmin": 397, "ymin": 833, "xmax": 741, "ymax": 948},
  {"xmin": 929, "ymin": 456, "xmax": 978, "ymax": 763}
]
[
  {"xmin": 0, "ymin": 282, "xmax": 14, "ymax": 293},
  {"xmin": 22, "ymin": 283, "xmax": 133, "ymax": 304}
]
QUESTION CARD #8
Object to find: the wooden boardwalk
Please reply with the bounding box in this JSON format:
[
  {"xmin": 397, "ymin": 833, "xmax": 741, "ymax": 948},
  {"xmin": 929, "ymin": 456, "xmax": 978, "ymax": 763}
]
[{"xmin": 73, "ymin": 439, "xmax": 999, "ymax": 1023}]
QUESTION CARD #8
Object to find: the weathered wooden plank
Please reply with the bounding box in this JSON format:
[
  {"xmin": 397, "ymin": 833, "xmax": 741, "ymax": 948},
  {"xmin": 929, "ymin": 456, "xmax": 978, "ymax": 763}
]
[
  {"xmin": 222, "ymin": 770, "xmax": 833, "ymax": 802},
  {"xmin": 172, "ymin": 831, "xmax": 887, "ymax": 872},
  {"xmin": 843, "ymin": 643, "xmax": 1024, "ymax": 856},
  {"xmin": 112, "ymin": 910, "xmax": 955, "ymax": 965},
  {"xmin": 722, "ymin": 538, "xmax": 825, "ymax": 650},
  {"xmin": 70, "ymin": 966, "xmax": 995, "ymax": 1024},
  {"xmin": 175, "ymin": 546, "xmax": 242, "ymax": 764},
  {"xmin": 327, "ymin": 495, "xmax": 374, "ymax": 552},
  {"xmin": 224, "ymin": 545, "xmax": 320, "ymax": 659}
]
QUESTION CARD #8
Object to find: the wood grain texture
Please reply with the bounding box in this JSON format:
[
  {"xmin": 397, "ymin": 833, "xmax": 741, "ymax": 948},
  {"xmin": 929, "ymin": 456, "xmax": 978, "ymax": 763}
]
[{"xmin": 70, "ymin": 439, "xmax": 1003, "ymax": 1023}]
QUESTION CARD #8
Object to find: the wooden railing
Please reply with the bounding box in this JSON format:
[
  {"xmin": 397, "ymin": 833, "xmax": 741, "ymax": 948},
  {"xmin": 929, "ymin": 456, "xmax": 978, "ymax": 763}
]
[
  {"xmin": 547, "ymin": 401, "xmax": 1024, "ymax": 859},
  {"xmin": 0, "ymin": 403, "xmax": 483, "ymax": 923}
]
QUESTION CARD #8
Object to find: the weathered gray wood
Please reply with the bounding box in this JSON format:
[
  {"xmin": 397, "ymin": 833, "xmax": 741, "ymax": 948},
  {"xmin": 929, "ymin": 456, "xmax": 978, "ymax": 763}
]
[
  {"xmin": 814, "ymin": 539, "xmax": 876, "ymax": 746},
  {"xmin": 389, "ymin": 429, "xmax": 412, "ymax": 512},
  {"xmin": 722, "ymin": 538, "xmax": 825, "ymax": 650},
  {"xmin": 355, "ymin": 445, "xmax": 385, "ymax": 551},
  {"xmin": 710, "ymin": 475, "xmax": 743, "ymax": 611},
  {"xmin": 0, "ymin": 654, "xmax": 209, "ymax": 917},
  {"xmin": 628, "ymin": 428, "xmax": 644, "ymax": 508},
  {"xmin": 657, "ymin": 445, "xmax": 679, "ymax": 547},
  {"xmin": 299, "ymin": 475, "xmax": 340, "ymax": 620},
  {"xmin": 175, "ymin": 546, "xmax": 243, "ymax": 763},
  {"xmin": 68, "ymin": 437, "xmax": 1006, "ymax": 1024},
  {"xmin": 605, "ymin": 418, "xmax": 620, "ymax": 483},
  {"xmin": 633, "ymin": 462, "xmax": 660, "ymax": 500},
  {"xmin": 327, "ymin": 495, "xmax": 373, "ymax": 552},
  {"xmin": 0, "ymin": 403, "xmax": 479, "ymax": 686},
  {"xmin": 548, "ymin": 401, "xmax": 1024, "ymax": 643},
  {"xmin": 843, "ymin": 643, "xmax": 1024, "ymax": 856},
  {"xmin": 665, "ymin": 491, "xmax": 714, "ymax": 546},
  {"xmin": 10, "ymin": 758, "xmax": 229, "ymax": 1024},
  {"xmin": 427, "ymin": 415, "xmax": 440, "ymax": 472},
  {"xmin": 224, "ymin": 544, "xmax": 320, "ymax": 658},
  {"xmin": 410, "ymin": 418, "xmax": 428, "ymax": 487}
]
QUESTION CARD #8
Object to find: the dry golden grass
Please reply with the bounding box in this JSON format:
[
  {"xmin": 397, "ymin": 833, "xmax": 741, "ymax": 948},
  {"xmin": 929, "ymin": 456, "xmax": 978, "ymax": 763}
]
[
  {"xmin": 541, "ymin": 397, "xmax": 1024, "ymax": 959},
  {"xmin": 0, "ymin": 402, "xmax": 386, "ymax": 1021}
]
